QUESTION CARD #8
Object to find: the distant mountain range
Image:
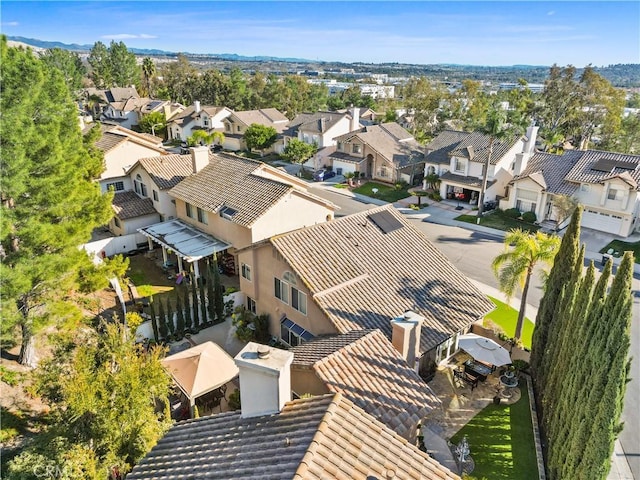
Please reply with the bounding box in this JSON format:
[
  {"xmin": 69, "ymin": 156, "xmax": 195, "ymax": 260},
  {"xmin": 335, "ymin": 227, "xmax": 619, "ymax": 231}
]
[{"xmin": 6, "ymin": 36, "xmax": 313, "ymax": 63}]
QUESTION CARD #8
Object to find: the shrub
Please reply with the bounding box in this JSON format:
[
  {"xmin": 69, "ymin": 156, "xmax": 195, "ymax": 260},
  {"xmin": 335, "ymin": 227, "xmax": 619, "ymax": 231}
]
[
  {"xmin": 513, "ymin": 359, "xmax": 530, "ymax": 373},
  {"xmin": 504, "ymin": 207, "xmax": 521, "ymax": 219},
  {"xmin": 228, "ymin": 389, "xmax": 241, "ymax": 410},
  {"xmin": 254, "ymin": 314, "xmax": 271, "ymax": 343},
  {"xmin": 428, "ymin": 192, "xmax": 442, "ymax": 201},
  {"xmin": 522, "ymin": 211, "xmax": 537, "ymax": 223}
]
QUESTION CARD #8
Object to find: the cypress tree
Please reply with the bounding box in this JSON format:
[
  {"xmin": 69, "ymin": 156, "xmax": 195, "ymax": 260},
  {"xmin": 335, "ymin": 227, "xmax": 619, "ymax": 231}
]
[
  {"xmin": 199, "ymin": 279, "xmax": 208, "ymax": 326},
  {"xmin": 157, "ymin": 299, "xmax": 168, "ymax": 341},
  {"xmin": 206, "ymin": 262, "xmax": 216, "ymax": 323},
  {"xmin": 165, "ymin": 297, "xmax": 175, "ymax": 336},
  {"xmin": 531, "ymin": 206, "xmax": 582, "ymax": 389},
  {"xmin": 175, "ymin": 291, "xmax": 185, "ymax": 337},
  {"xmin": 191, "ymin": 277, "xmax": 200, "ymax": 330},
  {"xmin": 183, "ymin": 288, "xmax": 193, "ymax": 333},
  {"xmin": 212, "ymin": 257, "xmax": 225, "ymax": 324},
  {"xmin": 149, "ymin": 296, "xmax": 159, "ymax": 342}
]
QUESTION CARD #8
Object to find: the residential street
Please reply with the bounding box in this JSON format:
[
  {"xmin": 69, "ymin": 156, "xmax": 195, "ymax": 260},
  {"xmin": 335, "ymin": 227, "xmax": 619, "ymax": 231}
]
[{"xmin": 310, "ymin": 184, "xmax": 639, "ymax": 479}]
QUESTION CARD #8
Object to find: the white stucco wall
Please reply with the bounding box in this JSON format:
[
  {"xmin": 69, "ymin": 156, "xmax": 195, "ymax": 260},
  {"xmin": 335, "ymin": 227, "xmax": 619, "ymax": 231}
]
[
  {"xmin": 111, "ymin": 213, "xmax": 160, "ymax": 236},
  {"xmin": 101, "ymin": 142, "xmax": 165, "ymax": 182},
  {"xmin": 128, "ymin": 164, "xmax": 179, "ymax": 220}
]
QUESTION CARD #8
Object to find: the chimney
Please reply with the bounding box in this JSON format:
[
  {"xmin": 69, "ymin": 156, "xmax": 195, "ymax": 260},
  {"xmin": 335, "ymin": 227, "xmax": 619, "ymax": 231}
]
[
  {"xmin": 234, "ymin": 342, "xmax": 293, "ymax": 418},
  {"xmin": 523, "ymin": 125, "xmax": 539, "ymax": 154},
  {"xmin": 391, "ymin": 311, "xmax": 424, "ymax": 369},
  {"xmin": 350, "ymin": 107, "xmax": 360, "ymax": 132},
  {"xmin": 194, "ymin": 100, "xmax": 201, "ymax": 114},
  {"xmin": 513, "ymin": 152, "xmax": 530, "ymax": 176},
  {"xmin": 190, "ymin": 146, "xmax": 209, "ymax": 173}
]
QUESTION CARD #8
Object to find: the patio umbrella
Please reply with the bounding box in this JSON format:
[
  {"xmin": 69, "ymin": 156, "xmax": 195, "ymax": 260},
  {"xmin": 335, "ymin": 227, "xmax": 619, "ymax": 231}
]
[{"xmin": 457, "ymin": 333, "xmax": 511, "ymax": 366}]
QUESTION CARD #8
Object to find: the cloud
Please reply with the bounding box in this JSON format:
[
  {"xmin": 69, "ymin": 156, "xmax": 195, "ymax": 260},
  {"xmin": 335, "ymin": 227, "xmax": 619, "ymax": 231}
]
[
  {"xmin": 1, "ymin": 21, "xmax": 19, "ymax": 27},
  {"xmin": 101, "ymin": 33, "xmax": 157, "ymax": 40},
  {"xmin": 547, "ymin": 10, "xmax": 556, "ymax": 16}
]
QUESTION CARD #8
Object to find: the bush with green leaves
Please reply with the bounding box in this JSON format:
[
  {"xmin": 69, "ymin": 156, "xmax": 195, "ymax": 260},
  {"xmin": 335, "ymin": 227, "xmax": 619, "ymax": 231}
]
[
  {"xmin": 232, "ymin": 306, "xmax": 255, "ymax": 342},
  {"xmin": 228, "ymin": 389, "xmax": 241, "ymax": 410},
  {"xmin": 522, "ymin": 211, "xmax": 537, "ymax": 223},
  {"xmin": 504, "ymin": 207, "xmax": 521, "ymax": 219}
]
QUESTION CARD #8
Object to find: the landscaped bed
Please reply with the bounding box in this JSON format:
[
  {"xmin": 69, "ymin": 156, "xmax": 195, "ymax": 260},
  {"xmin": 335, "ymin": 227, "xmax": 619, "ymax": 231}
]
[
  {"xmin": 450, "ymin": 379, "xmax": 538, "ymax": 480},
  {"xmin": 455, "ymin": 213, "xmax": 540, "ymax": 233},
  {"xmin": 484, "ymin": 296, "xmax": 534, "ymax": 350},
  {"xmin": 352, "ymin": 181, "xmax": 411, "ymax": 203}
]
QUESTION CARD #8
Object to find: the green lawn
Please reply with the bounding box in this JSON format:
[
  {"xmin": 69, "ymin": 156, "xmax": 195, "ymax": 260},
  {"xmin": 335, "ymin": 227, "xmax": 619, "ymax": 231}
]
[
  {"xmin": 451, "ymin": 380, "xmax": 538, "ymax": 480},
  {"xmin": 127, "ymin": 260, "xmax": 175, "ymax": 301},
  {"xmin": 599, "ymin": 240, "xmax": 640, "ymax": 264},
  {"xmin": 455, "ymin": 213, "xmax": 540, "ymax": 233},
  {"xmin": 484, "ymin": 296, "xmax": 534, "ymax": 350},
  {"xmin": 352, "ymin": 181, "xmax": 411, "ymax": 203}
]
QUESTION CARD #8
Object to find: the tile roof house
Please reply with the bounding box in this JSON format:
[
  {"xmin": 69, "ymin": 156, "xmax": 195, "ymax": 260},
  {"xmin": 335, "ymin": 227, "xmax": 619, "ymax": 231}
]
[
  {"xmin": 288, "ymin": 329, "xmax": 442, "ymax": 442},
  {"xmin": 422, "ymin": 126, "xmax": 538, "ymax": 207},
  {"xmin": 127, "ymin": 343, "xmax": 459, "ymax": 480},
  {"xmin": 330, "ymin": 122, "xmax": 425, "ymax": 184},
  {"xmin": 222, "ymin": 108, "xmax": 289, "ymax": 152},
  {"xmin": 237, "ymin": 204, "xmax": 494, "ymax": 376},
  {"xmin": 126, "ymin": 152, "xmax": 197, "ymax": 222},
  {"xmin": 501, "ymin": 149, "xmax": 640, "ymax": 236},
  {"xmin": 166, "ymin": 101, "xmax": 232, "ymax": 142},
  {"xmin": 281, "ymin": 108, "xmax": 362, "ymax": 169},
  {"xmin": 84, "ymin": 123, "xmax": 166, "ymax": 194},
  {"xmin": 138, "ymin": 148, "xmax": 337, "ymax": 280},
  {"xmin": 109, "ymin": 191, "xmax": 159, "ymax": 236}
]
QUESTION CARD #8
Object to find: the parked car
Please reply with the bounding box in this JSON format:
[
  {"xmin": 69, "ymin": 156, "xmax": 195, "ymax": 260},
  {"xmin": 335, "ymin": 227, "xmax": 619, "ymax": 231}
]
[{"xmin": 313, "ymin": 169, "xmax": 336, "ymax": 182}]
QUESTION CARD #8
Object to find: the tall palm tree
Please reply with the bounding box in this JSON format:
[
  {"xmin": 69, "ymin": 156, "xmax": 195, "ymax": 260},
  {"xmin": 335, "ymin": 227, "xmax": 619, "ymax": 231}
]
[
  {"xmin": 492, "ymin": 229, "xmax": 561, "ymax": 341},
  {"xmin": 142, "ymin": 57, "xmax": 156, "ymax": 97}
]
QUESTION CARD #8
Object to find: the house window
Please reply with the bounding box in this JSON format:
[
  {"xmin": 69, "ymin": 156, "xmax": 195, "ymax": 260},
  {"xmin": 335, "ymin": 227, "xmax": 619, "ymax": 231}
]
[
  {"xmin": 237, "ymin": 125, "xmax": 241, "ymax": 132},
  {"xmin": 608, "ymin": 188, "xmax": 619, "ymax": 200},
  {"xmin": 204, "ymin": 119, "xmax": 209, "ymax": 126},
  {"xmin": 274, "ymin": 277, "xmax": 289, "ymax": 304},
  {"xmin": 225, "ymin": 123, "xmax": 231, "ymax": 132},
  {"xmin": 220, "ymin": 206, "xmax": 237, "ymax": 220},
  {"xmin": 352, "ymin": 143, "xmax": 361, "ymax": 154},
  {"xmin": 186, "ymin": 202, "xmax": 194, "ymax": 218},
  {"xmin": 241, "ymin": 263, "xmax": 251, "ymax": 281},
  {"xmin": 454, "ymin": 158, "xmax": 465, "ymax": 173},
  {"xmin": 106, "ymin": 181, "xmax": 125, "ymax": 192},
  {"xmin": 113, "ymin": 216, "xmax": 121, "ymax": 228},
  {"xmin": 581, "ymin": 184, "xmax": 590, "ymax": 192},
  {"xmin": 337, "ymin": 141, "xmax": 343, "ymax": 151},
  {"xmin": 516, "ymin": 200, "xmax": 537, "ymax": 213},
  {"xmin": 280, "ymin": 317, "xmax": 314, "ymax": 347},
  {"xmin": 380, "ymin": 166, "xmax": 388, "ymax": 178},
  {"xmin": 152, "ymin": 190, "xmax": 159, "ymax": 202},
  {"xmin": 134, "ymin": 174, "xmax": 147, "ymax": 197},
  {"xmin": 291, "ymin": 287, "xmax": 307, "ymax": 315},
  {"xmin": 197, "ymin": 207, "xmax": 208, "ymax": 224},
  {"xmin": 247, "ymin": 297, "xmax": 256, "ymax": 314}
]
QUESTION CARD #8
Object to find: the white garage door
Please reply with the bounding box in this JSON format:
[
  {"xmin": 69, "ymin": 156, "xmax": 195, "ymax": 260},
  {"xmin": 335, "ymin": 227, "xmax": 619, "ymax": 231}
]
[{"xmin": 582, "ymin": 209, "xmax": 623, "ymax": 234}]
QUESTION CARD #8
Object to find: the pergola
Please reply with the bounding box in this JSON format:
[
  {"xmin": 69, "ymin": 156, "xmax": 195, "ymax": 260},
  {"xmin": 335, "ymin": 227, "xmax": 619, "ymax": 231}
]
[
  {"xmin": 138, "ymin": 219, "xmax": 230, "ymax": 279},
  {"xmin": 161, "ymin": 341, "xmax": 239, "ymax": 417}
]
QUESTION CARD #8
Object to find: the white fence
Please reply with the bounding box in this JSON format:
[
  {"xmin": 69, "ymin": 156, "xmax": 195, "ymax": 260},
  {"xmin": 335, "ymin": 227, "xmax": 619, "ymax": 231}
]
[{"xmin": 82, "ymin": 233, "xmax": 147, "ymax": 258}]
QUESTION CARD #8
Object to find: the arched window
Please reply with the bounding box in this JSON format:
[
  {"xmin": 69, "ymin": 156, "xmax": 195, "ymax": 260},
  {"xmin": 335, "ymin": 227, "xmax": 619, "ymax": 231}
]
[
  {"xmin": 134, "ymin": 174, "xmax": 147, "ymax": 197},
  {"xmin": 283, "ymin": 271, "xmax": 297, "ymax": 285}
]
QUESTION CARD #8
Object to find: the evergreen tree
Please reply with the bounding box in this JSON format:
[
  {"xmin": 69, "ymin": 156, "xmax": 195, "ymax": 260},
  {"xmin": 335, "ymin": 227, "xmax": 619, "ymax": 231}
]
[
  {"xmin": 108, "ymin": 40, "xmax": 139, "ymax": 88},
  {"xmin": 199, "ymin": 279, "xmax": 208, "ymax": 326},
  {"xmin": 149, "ymin": 296, "xmax": 159, "ymax": 342},
  {"xmin": 531, "ymin": 206, "xmax": 582, "ymax": 389},
  {"xmin": 0, "ymin": 38, "xmax": 112, "ymax": 366},
  {"xmin": 87, "ymin": 40, "xmax": 112, "ymax": 88},
  {"xmin": 157, "ymin": 299, "xmax": 168, "ymax": 340},
  {"xmin": 183, "ymin": 288, "xmax": 193, "ymax": 332},
  {"xmin": 175, "ymin": 291, "xmax": 185, "ymax": 336},
  {"xmin": 206, "ymin": 263, "xmax": 216, "ymax": 322},
  {"xmin": 212, "ymin": 257, "xmax": 226, "ymax": 324},
  {"xmin": 191, "ymin": 278, "xmax": 200, "ymax": 330},
  {"xmin": 165, "ymin": 297, "xmax": 175, "ymax": 336}
]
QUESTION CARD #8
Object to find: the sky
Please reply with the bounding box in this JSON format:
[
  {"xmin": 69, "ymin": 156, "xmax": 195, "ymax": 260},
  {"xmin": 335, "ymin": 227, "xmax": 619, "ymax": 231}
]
[{"xmin": 1, "ymin": 1, "xmax": 639, "ymax": 67}]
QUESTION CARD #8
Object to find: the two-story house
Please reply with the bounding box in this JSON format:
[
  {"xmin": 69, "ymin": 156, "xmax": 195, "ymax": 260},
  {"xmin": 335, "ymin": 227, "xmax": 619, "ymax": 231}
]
[
  {"xmin": 281, "ymin": 107, "xmax": 362, "ymax": 170},
  {"xmin": 422, "ymin": 126, "xmax": 539, "ymax": 206},
  {"xmin": 237, "ymin": 205, "xmax": 494, "ymax": 378},
  {"xmin": 138, "ymin": 147, "xmax": 337, "ymax": 280},
  {"xmin": 503, "ymin": 149, "xmax": 640, "ymax": 236},
  {"xmin": 166, "ymin": 101, "xmax": 233, "ymax": 142},
  {"xmin": 86, "ymin": 123, "xmax": 166, "ymax": 194},
  {"xmin": 329, "ymin": 122, "xmax": 425, "ymax": 184},
  {"xmin": 222, "ymin": 108, "xmax": 289, "ymax": 152}
]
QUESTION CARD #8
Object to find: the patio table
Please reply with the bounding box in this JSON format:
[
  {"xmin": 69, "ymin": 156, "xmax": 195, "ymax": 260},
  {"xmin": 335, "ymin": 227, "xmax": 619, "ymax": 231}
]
[{"xmin": 464, "ymin": 359, "xmax": 492, "ymax": 382}]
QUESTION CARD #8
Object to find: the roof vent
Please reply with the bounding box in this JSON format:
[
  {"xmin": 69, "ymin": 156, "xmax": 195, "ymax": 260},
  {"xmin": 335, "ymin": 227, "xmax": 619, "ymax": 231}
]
[{"xmin": 257, "ymin": 345, "xmax": 270, "ymax": 359}]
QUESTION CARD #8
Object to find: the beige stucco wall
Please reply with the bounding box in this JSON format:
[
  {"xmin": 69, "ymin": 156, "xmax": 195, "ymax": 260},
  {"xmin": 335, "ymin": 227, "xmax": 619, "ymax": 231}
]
[
  {"xmin": 291, "ymin": 368, "xmax": 329, "ymax": 397},
  {"xmin": 238, "ymin": 243, "xmax": 338, "ymax": 341},
  {"xmin": 110, "ymin": 212, "xmax": 160, "ymax": 236},
  {"xmin": 101, "ymin": 142, "xmax": 165, "ymax": 182},
  {"xmin": 128, "ymin": 164, "xmax": 178, "ymax": 220}
]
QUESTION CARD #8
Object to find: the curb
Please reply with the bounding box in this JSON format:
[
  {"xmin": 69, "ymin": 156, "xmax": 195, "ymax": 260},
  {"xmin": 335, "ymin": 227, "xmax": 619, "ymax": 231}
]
[{"xmin": 526, "ymin": 375, "xmax": 547, "ymax": 480}]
